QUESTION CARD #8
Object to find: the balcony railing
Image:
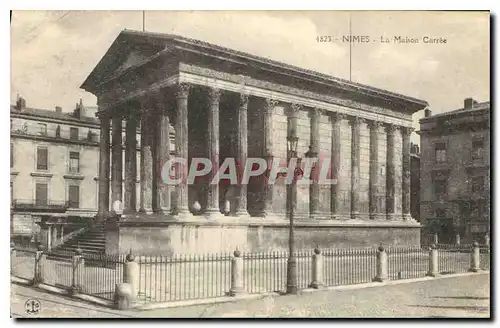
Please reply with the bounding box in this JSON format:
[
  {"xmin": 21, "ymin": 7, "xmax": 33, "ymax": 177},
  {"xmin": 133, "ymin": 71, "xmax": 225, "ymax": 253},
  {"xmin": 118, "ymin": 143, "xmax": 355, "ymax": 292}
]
[
  {"xmin": 11, "ymin": 123, "xmax": 99, "ymax": 143},
  {"xmin": 13, "ymin": 199, "xmax": 69, "ymax": 212}
]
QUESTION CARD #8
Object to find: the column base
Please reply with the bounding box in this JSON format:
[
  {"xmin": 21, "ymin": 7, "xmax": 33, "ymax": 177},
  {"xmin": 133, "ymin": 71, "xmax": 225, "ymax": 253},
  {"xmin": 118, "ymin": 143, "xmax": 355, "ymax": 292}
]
[
  {"xmin": 228, "ymin": 287, "xmax": 246, "ymax": 296},
  {"xmin": 204, "ymin": 209, "xmax": 226, "ymax": 220},
  {"xmin": 138, "ymin": 207, "xmax": 154, "ymax": 215},
  {"xmin": 234, "ymin": 209, "xmax": 251, "ymax": 219},
  {"xmin": 468, "ymin": 268, "xmax": 481, "ymax": 273},
  {"xmin": 426, "ymin": 272, "xmax": 441, "ymax": 277},
  {"xmin": 308, "ymin": 281, "xmax": 324, "ymax": 289},
  {"xmin": 403, "ymin": 213, "xmax": 414, "ymax": 221},
  {"xmin": 370, "ymin": 213, "xmax": 387, "ymax": 221},
  {"xmin": 372, "ymin": 276, "xmax": 388, "ymax": 282},
  {"xmin": 386, "ymin": 213, "xmax": 399, "ymax": 221}
]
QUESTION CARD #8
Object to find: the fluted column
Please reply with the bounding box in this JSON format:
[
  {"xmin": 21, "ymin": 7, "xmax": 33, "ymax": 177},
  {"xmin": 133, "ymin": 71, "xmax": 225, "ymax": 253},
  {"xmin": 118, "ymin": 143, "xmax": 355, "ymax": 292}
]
[
  {"xmin": 139, "ymin": 112, "xmax": 153, "ymax": 213},
  {"xmin": 262, "ymin": 99, "xmax": 278, "ymax": 217},
  {"xmin": 123, "ymin": 111, "xmax": 138, "ymax": 215},
  {"xmin": 111, "ymin": 116, "xmax": 123, "ymax": 210},
  {"xmin": 205, "ymin": 87, "xmax": 222, "ymax": 217},
  {"xmin": 330, "ymin": 113, "xmax": 345, "ymax": 219},
  {"xmin": 174, "ymin": 83, "xmax": 190, "ymax": 215},
  {"xmin": 97, "ymin": 112, "xmax": 110, "ymax": 218},
  {"xmin": 153, "ymin": 102, "xmax": 171, "ymax": 214},
  {"xmin": 309, "ymin": 108, "xmax": 321, "ymax": 219},
  {"xmin": 369, "ymin": 121, "xmax": 382, "ymax": 220},
  {"xmin": 235, "ymin": 94, "xmax": 250, "ymax": 217},
  {"xmin": 350, "ymin": 117, "xmax": 363, "ymax": 220},
  {"xmin": 386, "ymin": 124, "xmax": 397, "ymax": 220},
  {"xmin": 402, "ymin": 126, "xmax": 413, "ymax": 221}
]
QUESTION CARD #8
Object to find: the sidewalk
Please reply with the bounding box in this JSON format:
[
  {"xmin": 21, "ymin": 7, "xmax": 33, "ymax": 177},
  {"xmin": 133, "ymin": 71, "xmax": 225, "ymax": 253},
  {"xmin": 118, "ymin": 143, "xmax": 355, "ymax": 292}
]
[{"xmin": 11, "ymin": 272, "xmax": 490, "ymax": 318}]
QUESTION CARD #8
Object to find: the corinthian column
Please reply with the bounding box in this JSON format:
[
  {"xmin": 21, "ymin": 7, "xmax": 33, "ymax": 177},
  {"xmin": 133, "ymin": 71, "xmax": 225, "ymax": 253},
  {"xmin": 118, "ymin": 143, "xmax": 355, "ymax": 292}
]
[
  {"xmin": 350, "ymin": 116, "xmax": 363, "ymax": 220},
  {"xmin": 401, "ymin": 126, "xmax": 414, "ymax": 221},
  {"xmin": 123, "ymin": 111, "xmax": 138, "ymax": 215},
  {"xmin": 139, "ymin": 111, "xmax": 153, "ymax": 214},
  {"xmin": 174, "ymin": 83, "xmax": 191, "ymax": 216},
  {"xmin": 153, "ymin": 102, "xmax": 171, "ymax": 214},
  {"xmin": 205, "ymin": 87, "xmax": 222, "ymax": 218},
  {"xmin": 330, "ymin": 112, "xmax": 345, "ymax": 219},
  {"xmin": 111, "ymin": 115, "xmax": 123, "ymax": 210},
  {"xmin": 97, "ymin": 112, "xmax": 110, "ymax": 218},
  {"xmin": 369, "ymin": 120, "xmax": 382, "ymax": 220},
  {"xmin": 235, "ymin": 93, "xmax": 250, "ymax": 217},
  {"xmin": 262, "ymin": 98, "xmax": 278, "ymax": 217},
  {"xmin": 309, "ymin": 107, "xmax": 321, "ymax": 219},
  {"xmin": 385, "ymin": 124, "xmax": 397, "ymax": 220}
]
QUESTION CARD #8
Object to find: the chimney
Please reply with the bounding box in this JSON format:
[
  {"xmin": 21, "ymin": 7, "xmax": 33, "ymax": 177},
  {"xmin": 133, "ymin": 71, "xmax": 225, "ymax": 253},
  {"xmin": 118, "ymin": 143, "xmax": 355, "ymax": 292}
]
[
  {"xmin": 424, "ymin": 108, "xmax": 432, "ymax": 117},
  {"xmin": 55, "ymin": 106, "xmax": 62, "ymax": 113},
  {"xmin": 74, "ymin": 98, "xmax": 86, "ymax": 118},
  {"xmin": 464, "ymin": 98, "xmax": 477, "ymax": 109},
  {"xmin": 15, "ymin": 95, "xmax": 26, "ymax": 110}
]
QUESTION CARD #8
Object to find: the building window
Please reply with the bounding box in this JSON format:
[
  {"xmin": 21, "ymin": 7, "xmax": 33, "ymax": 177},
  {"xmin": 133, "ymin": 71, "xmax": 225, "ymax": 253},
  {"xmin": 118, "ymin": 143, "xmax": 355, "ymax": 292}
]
[
  {"xmin": 435, "ymin": 142, "xmax": 446, "ymax": 163},
  {"xmin": 10, "ymin": 143, "xmax": 13, "ymax": 168},
  {"xmin": 36, "ymin": 147, "xmax": 48, "ymax": 170},
  {"xmin": 70, "ymin": 127, "xmax": 79, "ymax": 140},
  {"xmin": 471, "ymin": 176, "xmax": 485, "ymax": 192},
  {"xmin": 472, "ymin": 138, "xmax": 484, "ymax": 160},
  {"xmin": 35, "ymin": 183, "xmax": 48, "ymax": 206},
  {"xmin": 68, "ymin": 185, "xmax": 80, "ymax": 208},
  {"xmin": 38, "ymin": 123, "xmax": 47, "ymax": 136},
  {"xmin": 69, "ymin": 152, "xmax": 80, "ymax": 173},
  {"xmin": 434, "ymin": 179, "xmax": 447, "ymax": 197}
]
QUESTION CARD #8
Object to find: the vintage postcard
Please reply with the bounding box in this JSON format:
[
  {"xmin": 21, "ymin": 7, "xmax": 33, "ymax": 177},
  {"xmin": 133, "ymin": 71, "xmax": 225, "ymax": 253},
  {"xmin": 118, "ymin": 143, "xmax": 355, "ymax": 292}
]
[{"xmin": 10, "ymin": 10, "xmax": 490, "ymax": 318}]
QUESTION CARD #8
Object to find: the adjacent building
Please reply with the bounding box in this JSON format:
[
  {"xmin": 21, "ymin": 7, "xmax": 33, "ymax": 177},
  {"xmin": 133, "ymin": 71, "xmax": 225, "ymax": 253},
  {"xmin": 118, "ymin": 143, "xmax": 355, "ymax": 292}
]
[
  {"xmin": 419, "ymin": 98, "xmax": 490, "ymax": 245},
  {"xmin": 10, "ymin": 96, "xmax": 144, "ymax": 248},
  {"xmin": 410, "ymin": 142, "xmax": 420, "ymax": 223}
]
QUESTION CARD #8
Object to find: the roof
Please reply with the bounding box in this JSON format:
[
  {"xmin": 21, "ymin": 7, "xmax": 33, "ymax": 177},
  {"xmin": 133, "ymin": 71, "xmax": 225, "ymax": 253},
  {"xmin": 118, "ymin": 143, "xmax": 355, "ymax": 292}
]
[
  {"xmin": 421, "ymin": 101, "xmax": 490, "ymax": 122},
  {"xmin": 10, "ymin": 105, "xmax": 100, "ymax": 126},
  {"xmin": 82, "ymin": 29, "xmax": 428, "ymax": 112}
]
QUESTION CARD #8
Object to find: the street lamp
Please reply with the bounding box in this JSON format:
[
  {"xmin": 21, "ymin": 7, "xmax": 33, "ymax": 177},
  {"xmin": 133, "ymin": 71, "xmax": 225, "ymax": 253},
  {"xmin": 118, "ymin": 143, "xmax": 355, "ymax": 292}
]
[{"xmin": 286, "ymin": 134, "xmax": 299, "ymax": 294}]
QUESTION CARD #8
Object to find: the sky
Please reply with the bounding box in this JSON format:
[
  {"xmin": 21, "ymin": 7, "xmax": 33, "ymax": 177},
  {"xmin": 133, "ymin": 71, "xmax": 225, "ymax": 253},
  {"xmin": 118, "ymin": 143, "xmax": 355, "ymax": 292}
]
[{"xmin": 10, "ymin": 10, "xmax": 490, "ymax": 144}]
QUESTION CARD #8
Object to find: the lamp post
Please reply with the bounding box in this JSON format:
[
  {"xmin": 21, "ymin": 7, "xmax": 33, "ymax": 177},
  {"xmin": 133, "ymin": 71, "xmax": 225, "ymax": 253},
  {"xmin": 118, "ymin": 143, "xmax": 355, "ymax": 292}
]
[{"xmin": 286, "ymin": 134, "xmax": 300, "ymax": 294}]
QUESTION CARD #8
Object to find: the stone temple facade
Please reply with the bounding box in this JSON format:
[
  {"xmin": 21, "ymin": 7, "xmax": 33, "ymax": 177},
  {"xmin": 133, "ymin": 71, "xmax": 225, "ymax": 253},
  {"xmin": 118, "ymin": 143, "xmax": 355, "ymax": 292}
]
[{"xmin": 81, "ymin": 30, "xmax": 428, "ymax": 255}]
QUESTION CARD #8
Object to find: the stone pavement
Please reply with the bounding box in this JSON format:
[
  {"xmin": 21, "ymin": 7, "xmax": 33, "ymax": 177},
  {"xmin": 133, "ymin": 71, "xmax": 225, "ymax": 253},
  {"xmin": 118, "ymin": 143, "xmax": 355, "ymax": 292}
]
[{"xmin": 11, "ymin": 273, "xmax": 490, "ymax": 318}]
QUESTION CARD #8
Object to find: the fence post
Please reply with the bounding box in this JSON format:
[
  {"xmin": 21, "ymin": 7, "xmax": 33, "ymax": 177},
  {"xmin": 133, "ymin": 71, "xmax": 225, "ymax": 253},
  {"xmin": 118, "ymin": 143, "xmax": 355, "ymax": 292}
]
[
  {"xmin": 426, "ymin": 244, "xmax": 440, "ymax": 277},
  {"xmin": 123, "ymin": 252, "xmax": 139, "ymax": 300},
  {"xmin": 485, "ymin": 234, "xmax": 490, "ymax": 247},
  {"xmin": 309, "ymin": 247, "xmax": 324, "ymax": 289},
  {"xmin": 229, "ymin": 249, "xmax": 245, "ymax": 296},
  {"xmin": 373, "ymin": 245, "xmax": 388, "ymax": 282},
  {"xmin": 10, "ymin": 242, "xmax": 16, "ymax": 277},
  {"xmin": 32, "ymin": 244, "xmax": 45, "ymax": 286},
  {"xmin": 433, "ymin": 233, "xmax": 439, "ymax": 245},
  {"xmin": 70, "ymin": 248, "xmax": 84, "ymax": 295},
  {"xmin": 469, "ymin": 241, "xmax": 481, "ymax": 272}
]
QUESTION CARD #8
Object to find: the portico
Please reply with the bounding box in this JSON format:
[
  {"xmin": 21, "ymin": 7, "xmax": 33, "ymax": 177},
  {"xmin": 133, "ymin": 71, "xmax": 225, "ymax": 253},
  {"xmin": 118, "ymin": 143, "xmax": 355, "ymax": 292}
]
[{"xmin": 81, "ymin": 30, "xmax": 428, "ymax": 255}]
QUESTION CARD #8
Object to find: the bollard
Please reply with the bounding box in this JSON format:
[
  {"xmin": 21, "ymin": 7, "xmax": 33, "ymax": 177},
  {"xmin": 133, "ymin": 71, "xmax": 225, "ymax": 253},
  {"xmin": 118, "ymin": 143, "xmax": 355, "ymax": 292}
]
[
  {"xmin": 229, "ymin": 249, "xmax": 245, "ymax": 296},
  {"xmin": 426, "ymin": 244, "xmax": 440, "ymax": 277},
  {"xmin": 10, "ymin": 242, "xmax": 16, "ymax": 277},
  {"xmin": 373, "ymin": 244, "xmax": 388, "ymax": 282},
  {"xmin": 114, "ymin": 283, "xmax": 134, "ymax": 310},
  {"xmin": 70, "ymin": 248, "xmax": 85, "ymax": 295},
  {"xmin": 123, "ymin": 252, "xmax": 139, "ymax": 301},
  {"xmin": 33, "ymin": 244, "xmax": 45, "ymax": 286},
  {"xmin": 309, "ymin": 247, "xmax": 324, "ymax": 289},
  {"xmin": 469, "ymin": 241, "xmax": 481, "ymax": 272}
]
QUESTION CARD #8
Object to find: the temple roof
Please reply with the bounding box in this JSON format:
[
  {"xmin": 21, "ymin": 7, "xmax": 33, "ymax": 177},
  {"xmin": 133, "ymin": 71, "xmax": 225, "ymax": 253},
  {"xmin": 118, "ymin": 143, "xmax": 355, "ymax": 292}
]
[{"xmin": 81, "ymin": 29, "xmax": 428, "ymax": 112}]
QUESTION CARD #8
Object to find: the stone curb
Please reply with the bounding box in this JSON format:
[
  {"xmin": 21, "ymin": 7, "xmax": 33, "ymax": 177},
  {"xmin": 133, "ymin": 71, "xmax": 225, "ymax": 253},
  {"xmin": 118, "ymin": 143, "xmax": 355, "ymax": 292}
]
[{"xmin": 11, "ymin": 271, "xmax": 489, "ymax": 311}]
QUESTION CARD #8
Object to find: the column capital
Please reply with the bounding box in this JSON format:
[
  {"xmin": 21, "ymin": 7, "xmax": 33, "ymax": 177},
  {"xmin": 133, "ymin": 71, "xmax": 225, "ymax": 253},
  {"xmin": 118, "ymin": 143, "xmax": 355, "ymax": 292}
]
[
  {"xmin": 95, "ymin": 109, "xmax": 112, "ymax": 120},
  {"xmin": 330, "ymin": 112, "xmax": 346, "ymax": 123},
  {"xmin": 368, "ymin": 120, "xmax": 384, "ymax": 131},
  {"xmin": 349, "ymin": 116, "xmax": 366, "ymax": 126},
  {"xmin": 207, "ymin": 87, "xmax": 221, "ymax": 103},
  {"xmin": 385, "ymin": 123, "xmax": 398, "ymax": 135},
  {"xmin": 264, "ymin": 98, "xmax": 279, "ymax": 113},
  {"xmin": 175, "ymin": 83, "xmax": 191, "ymax": 99},
  {"xmin": 239, "ymin": 93, "xmax": 250, "ymax": 107},
  {"xmin": 401, "ymin": 127, "xmax": 414, "ymax": 138},
  {"xmin": 310, "ymin": 107, "xmax": 325, "ymax": 118}
]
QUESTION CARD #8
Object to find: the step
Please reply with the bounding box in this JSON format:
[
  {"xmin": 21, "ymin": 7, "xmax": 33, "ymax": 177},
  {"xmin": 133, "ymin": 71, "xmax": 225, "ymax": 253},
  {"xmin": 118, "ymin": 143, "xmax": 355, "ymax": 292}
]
[
  {"xmin": 62, "ymin": 245, "xmax": 105, "ymax": 252},
  {"xmin": 66, "ymin": 239, "xmax": 106, "ymax": 245}
]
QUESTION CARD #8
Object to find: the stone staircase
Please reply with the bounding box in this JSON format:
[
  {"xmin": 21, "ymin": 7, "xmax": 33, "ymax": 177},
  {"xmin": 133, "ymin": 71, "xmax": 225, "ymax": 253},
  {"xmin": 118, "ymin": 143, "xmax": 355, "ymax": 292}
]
[{"xmin": 47, "ymin": 222, "xmax": 106, "ymax": 262}]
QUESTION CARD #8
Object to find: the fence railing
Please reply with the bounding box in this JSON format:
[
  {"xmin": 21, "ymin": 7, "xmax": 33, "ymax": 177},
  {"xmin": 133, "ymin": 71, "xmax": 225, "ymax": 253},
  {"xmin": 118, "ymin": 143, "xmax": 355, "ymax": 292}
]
[{"xmin": 11, "ymin": 243, "xmax": 490, "ymax": 309}]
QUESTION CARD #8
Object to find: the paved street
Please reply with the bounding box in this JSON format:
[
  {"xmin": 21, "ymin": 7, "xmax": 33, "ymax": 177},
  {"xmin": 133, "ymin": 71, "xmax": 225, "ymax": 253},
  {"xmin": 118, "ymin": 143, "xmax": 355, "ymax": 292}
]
[{"xmin": 11, "ymin": 273, "xmax": 490, "ymax": 318}]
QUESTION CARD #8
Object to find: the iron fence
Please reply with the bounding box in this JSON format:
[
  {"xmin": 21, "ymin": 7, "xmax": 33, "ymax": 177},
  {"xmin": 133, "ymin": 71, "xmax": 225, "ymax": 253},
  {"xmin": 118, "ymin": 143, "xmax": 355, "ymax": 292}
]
[
  {"xmin": 386, "ymin": 246, "xmax": 429, "ymax": 280},
  {"xmin": 323, "ymin": 247, "xmax": 378, "ymax": 286},
  {"xmin": 11, "ymin": 243, "xmax": 490, "ymax": 306},
  {"xmin": 137, "ymin": 253, "xmax": 232, "ymax": 303}
]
